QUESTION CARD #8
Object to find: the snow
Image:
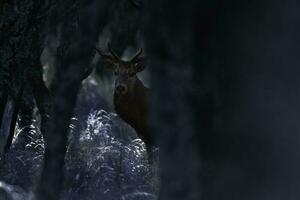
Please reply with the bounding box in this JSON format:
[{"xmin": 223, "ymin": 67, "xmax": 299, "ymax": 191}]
[{"xmin": 0, "ymin": 107, "xmax": 158, "ymax": 200}]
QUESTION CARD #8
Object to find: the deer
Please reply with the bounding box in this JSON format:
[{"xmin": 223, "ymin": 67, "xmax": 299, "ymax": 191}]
[{"xmin": 95, "ymin": 44, "xmax": 154, "ymax": 155}]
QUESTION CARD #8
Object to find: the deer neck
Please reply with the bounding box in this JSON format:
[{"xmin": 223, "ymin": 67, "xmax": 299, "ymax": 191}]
[{"xmin": 113, "ymin": 76, "xmax": 150, "ymax": 138}]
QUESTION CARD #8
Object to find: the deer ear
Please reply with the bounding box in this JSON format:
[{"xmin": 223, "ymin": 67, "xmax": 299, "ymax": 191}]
[{"xmin": 134, "ymin": 57, "xmax": 146, "ymax": 72}]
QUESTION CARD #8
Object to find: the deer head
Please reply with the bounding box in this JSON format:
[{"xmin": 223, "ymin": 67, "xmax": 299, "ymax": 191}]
[{"xmin": 95, "ymin": 44, "xmax": 146, "ymax": 95}]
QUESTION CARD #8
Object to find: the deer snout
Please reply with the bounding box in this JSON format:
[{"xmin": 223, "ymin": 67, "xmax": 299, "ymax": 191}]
[{"xmin": 115, "ymin": 84, "xmax": 128, "ymax": 94}]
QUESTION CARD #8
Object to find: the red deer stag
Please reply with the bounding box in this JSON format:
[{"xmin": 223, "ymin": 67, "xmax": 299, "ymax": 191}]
[{"xmin": 95, "ymin": 45, "xmax": 154, "ymax": 153}]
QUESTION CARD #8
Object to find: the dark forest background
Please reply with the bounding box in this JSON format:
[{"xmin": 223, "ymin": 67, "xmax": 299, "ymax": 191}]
[{"xmin": 1, "ymin": 0, "xmax": 300, "ymax": 200}]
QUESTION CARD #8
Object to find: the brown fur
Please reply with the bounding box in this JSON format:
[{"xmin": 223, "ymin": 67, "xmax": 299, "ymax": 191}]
[
  {"xmin": 95, "ymin": 45, "xmax": 153, "ymax": 150},
  {"xmin": 114, "ymin": 77, "xmax": 152, "ymax": 147}
]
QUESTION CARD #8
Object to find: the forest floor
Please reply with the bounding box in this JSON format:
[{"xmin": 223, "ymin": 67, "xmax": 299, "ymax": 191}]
[{"xmin": 0, "ymin": 82, "xmax": 159, "ymax": 200}]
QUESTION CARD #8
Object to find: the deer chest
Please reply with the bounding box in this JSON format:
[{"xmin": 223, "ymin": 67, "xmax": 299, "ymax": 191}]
[{"xmin": 113, "ymin": 92, "xmax": 148, "ymax": 133}]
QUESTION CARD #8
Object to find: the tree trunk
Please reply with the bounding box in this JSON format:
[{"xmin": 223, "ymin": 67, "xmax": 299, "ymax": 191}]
[
  {"xmin": 144, "ymin": 0, "xmax": 203, "ymax": 199},
  {"xmin": 36, "ymin": 1, "xmax": 110, "ymax": 199}
]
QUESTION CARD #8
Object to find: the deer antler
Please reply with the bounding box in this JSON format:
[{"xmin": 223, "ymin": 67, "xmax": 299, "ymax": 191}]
[
  {"xmin": 95, "ymin": 47, "xmax": 105, "ymax": 56},
  {"xmin": 108, "ymin": 43, "xmax": 121, "ymax": 60},
  {"xmin": 130, "ymin": 48, "xmax": 143, "ymax": 62}
]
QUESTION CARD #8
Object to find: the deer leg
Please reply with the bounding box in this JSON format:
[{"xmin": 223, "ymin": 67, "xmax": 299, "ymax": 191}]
[
  {"xmin": 144, "ymin": 136, "xmax": 155, "ymax": 153},
  {"xmin": 138, "ymin": 130, "xmax": 156, "ymax": 162}
]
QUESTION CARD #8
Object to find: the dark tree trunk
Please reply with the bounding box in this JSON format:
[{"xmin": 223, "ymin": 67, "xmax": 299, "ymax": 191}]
[
  {"xmin": 3, "ymin": 85, "xmax": 25, "ymax": 153},
  {"xmin": 36, "ymin": 1, "xmax": 110, "ymax": 199},
  {"xmin": 143, "ymin": 0, "xmax": 208, "ymax": 199},
  {"xmin": 0, "ymin": 91, "xmax": 8, "ymax": 152},
  {"xmin": 0, "ymin": 91, "xmax": 8, "ymax": 133},
  {"xmin": 0, "ymin": 0, "xmax": 49, "ymax": 155}
]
